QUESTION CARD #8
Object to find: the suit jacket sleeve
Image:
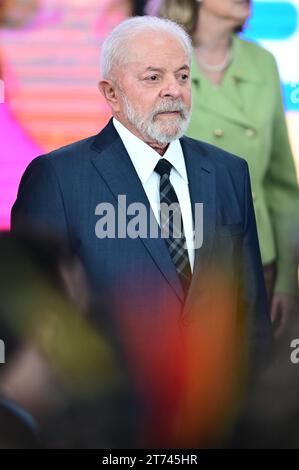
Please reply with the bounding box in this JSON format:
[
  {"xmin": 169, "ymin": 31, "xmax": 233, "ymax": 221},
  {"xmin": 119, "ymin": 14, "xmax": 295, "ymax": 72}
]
[
  {"xmin": 264, "ymin": 57, "xmax": 299, "ymax": 295},
  {"xmin": 11, "ymin": 155, "xmax": 70, "ymax": 244}
]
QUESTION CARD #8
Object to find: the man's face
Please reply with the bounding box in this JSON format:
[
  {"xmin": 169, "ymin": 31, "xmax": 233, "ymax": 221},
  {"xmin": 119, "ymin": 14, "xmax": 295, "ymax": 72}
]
[{"xmin": 111, "ymin": 32, "xmax": 192, "ymax": 144}]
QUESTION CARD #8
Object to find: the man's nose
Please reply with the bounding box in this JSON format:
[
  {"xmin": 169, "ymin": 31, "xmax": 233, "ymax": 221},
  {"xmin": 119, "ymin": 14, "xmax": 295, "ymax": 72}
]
[{"xmin": 160, "ymin": 78, "xmax": 181, "ymax": 99}]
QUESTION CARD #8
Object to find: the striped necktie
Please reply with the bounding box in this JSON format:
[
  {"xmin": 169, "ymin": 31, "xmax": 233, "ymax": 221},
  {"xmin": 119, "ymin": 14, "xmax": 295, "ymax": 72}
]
[{"xmin": 154, "ymin": 158, "xmax": 192, "ymax": 296}]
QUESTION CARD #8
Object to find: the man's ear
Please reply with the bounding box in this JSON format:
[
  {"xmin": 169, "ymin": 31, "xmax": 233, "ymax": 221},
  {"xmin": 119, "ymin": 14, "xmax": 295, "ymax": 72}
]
[{"xmin": 98, "ymin": 80, "xmax": 120, "ymax": 112}]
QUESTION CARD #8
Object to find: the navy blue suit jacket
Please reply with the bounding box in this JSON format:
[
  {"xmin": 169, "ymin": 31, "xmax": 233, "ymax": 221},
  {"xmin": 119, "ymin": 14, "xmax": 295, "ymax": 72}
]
[{"xmin": 11, "ymin": 119, "xmax": 271, "ymax": 376}]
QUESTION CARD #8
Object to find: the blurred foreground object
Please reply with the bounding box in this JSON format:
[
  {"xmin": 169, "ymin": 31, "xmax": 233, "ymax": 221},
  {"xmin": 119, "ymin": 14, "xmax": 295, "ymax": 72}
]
[{"xmin": 0, "ymin": 229, "xmax": 137, "ymax": 448}]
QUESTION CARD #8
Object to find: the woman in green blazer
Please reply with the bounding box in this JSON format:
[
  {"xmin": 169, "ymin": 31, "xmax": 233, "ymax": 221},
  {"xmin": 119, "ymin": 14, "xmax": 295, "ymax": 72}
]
[{"xmin": 156, "ymin": 0, "xmax": 299, "ymax": 335}]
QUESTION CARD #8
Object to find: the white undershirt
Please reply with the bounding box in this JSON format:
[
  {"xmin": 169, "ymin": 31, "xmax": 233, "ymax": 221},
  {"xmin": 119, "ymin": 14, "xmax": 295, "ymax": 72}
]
[{"xmin": 113, "ymin": 118, "xmax": 195, "ymax": 271}]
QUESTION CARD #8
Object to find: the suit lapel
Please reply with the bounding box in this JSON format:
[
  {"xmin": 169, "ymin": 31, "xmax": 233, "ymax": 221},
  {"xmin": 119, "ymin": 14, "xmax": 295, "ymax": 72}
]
[
  {"xmin": 181, "ymin": 137, "xmax": 217, "ymax": 312},
  {"xmin": 199, "ymin": 89, "xmax": 254, "ymax": 129},
  {"xmin": 90, "ymin": 120, "xmax": 185, "ymax": 303}
]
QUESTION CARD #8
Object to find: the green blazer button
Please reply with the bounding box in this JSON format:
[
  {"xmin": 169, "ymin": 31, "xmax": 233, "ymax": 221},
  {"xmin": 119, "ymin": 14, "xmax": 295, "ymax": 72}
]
[
  {"xmin": 213, "ymin": 129, "xmax": 224, "ymax": 138},
  {"xmin": 245, "ymin": 128, "xmax": 255, "ymax": 138}
]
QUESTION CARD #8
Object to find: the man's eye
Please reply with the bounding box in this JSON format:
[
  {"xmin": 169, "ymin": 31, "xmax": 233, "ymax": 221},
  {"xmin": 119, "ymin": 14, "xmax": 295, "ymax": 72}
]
[
  {"xmin": 146, "ymin": 75, "xmax": 158, "ymax": 81},
  {"xmin": 181, "ymin": 74, "xmax": 189, "ymax": 81}
]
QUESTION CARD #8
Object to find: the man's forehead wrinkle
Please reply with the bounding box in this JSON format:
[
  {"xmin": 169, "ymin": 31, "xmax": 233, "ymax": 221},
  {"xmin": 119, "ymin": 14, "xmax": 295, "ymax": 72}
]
[
  {"xmin": 122, "ymin": 53, "xmax": 190, "ymax": 72},
  {"xmin": 136, "ymin": 64, "xmax": 190, "ymax": 75}
]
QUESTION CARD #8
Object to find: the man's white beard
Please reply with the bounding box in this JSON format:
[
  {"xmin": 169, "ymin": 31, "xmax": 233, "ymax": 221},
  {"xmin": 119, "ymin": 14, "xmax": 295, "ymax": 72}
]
[{"xmin": 122, "ymin": 94, "xmax": 192, "ymax": 145}]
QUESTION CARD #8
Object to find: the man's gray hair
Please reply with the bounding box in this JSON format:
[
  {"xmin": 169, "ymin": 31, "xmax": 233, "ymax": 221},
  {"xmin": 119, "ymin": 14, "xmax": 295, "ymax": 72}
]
[{"xmin": 100, "ymin": 16, "xmax": 192, "ymax": 80}]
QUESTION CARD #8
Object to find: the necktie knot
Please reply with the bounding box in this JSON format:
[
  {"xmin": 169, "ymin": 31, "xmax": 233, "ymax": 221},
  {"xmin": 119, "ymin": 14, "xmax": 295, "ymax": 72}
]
[{"xmin": 154, "ymin": 159, "xmax": 173, "ymax": 178}]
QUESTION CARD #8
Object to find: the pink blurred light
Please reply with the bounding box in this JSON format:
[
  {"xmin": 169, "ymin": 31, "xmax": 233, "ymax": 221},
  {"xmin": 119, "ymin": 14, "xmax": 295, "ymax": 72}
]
[{"xmin": 0, "ymin": 102, "xmax": 42, "ymax": 229}]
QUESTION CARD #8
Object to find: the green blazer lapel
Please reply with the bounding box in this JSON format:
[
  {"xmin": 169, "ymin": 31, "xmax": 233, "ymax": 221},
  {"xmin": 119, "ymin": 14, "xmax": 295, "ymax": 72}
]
[{"xmin": 191, "ymin": 36, "xmax": 264, "ymax": 130}]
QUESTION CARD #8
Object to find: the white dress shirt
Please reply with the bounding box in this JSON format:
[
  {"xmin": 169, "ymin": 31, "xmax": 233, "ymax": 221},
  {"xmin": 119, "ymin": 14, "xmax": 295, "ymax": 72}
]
[{"xmin": 113, "ymin": 118, "xmax": 195, "ymax": 271}]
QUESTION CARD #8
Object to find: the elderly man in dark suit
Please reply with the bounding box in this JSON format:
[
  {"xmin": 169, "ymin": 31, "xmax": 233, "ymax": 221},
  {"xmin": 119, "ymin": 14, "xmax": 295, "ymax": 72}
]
[{"xmin": 11, "ymin": 16, "xmax": 271, "ymax": 447}]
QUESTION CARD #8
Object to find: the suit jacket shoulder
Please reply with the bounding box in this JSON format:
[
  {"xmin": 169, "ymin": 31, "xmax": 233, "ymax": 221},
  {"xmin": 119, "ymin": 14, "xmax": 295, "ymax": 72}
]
[
  {"xmin": 234, "ymin": 36, "xmax": 278, "ymax": 80},
  {"xmin": 181, "ymin": 135, "xmax": 248, "ymax": 173}
]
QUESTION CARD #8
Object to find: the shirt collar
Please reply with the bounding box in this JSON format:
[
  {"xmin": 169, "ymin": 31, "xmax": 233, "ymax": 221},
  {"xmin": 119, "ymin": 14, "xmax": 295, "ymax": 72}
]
[{"xmin": 113, "ymin": 118, "xmax": 188, "ymax": 184}]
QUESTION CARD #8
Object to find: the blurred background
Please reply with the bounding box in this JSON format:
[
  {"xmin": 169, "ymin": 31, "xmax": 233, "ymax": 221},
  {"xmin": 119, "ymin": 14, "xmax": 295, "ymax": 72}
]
[
  {"xmin": 0, "ymin": 1, "xmax": 298, "ymax": 449},
  {"xmin": 0, "ymin": 0, "xmax": 298, "ymax": 229}
]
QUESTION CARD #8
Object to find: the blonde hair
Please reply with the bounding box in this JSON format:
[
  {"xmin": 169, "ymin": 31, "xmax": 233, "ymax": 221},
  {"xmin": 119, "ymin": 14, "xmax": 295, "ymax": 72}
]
[{"xmin": 154, "ymin": 0, "xmax": 199, "ymax": 38}]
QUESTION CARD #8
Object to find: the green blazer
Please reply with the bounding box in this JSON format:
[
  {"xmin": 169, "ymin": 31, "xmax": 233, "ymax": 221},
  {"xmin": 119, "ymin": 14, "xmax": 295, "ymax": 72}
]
[{"xmin": 187, "ymin": 35, "xmax": 299, "ymax": 295}]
